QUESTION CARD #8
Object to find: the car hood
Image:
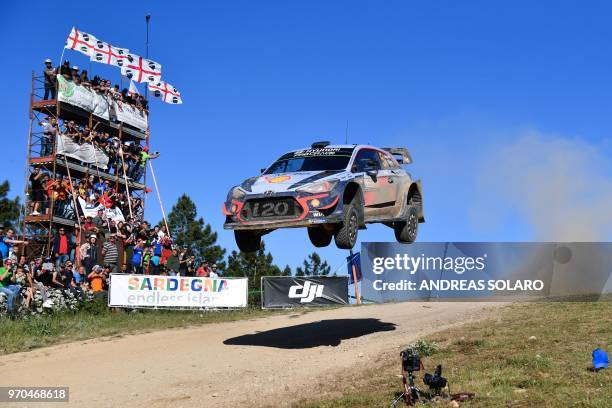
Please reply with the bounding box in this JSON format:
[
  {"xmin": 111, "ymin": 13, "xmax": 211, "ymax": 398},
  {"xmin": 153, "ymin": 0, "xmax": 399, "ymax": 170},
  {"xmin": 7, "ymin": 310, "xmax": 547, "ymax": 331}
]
[{"xmin": 242, "ymin": 170, "xmax": 341, "ymax": 194}]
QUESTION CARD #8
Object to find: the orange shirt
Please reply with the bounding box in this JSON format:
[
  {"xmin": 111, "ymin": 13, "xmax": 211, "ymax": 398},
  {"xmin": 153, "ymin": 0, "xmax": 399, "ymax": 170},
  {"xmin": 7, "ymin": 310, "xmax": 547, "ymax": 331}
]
[{"xmin": 90, "ymin": 275, "xmax": 104, "ymax": 292}]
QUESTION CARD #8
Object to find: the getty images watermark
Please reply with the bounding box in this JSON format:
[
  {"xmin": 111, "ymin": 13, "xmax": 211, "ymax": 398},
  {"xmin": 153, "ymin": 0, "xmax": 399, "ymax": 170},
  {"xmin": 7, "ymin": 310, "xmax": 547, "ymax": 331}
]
[
  {"xmin": 360, "ymin": 243, "xmax": 612, "ymax": 302},
  {"xmin": 370, "ymin": 253, "xmax": 545, "ymax": 292}
]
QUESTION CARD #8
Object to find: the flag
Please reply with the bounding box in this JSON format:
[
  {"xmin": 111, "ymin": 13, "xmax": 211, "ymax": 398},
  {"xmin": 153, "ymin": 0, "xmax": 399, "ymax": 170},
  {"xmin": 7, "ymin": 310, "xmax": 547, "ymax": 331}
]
[
  {"xmin": 128, "ymin": 80, "xmax": 139, "ymax": 97},
  {"xmin": 121, "ymin": 54, "xmax": 162, "ymax": 83},
  {"xmin": 65, "ymin": 27, "xmax": 97, "ymax": 57},
  {"xmin": 347, "ymin": 252, "xmax": 362, "ymax": 284},
  {"xmin": 148, "ymin": 81, "xmax": 182, "ymax": 104},
  {"xmin": 91, "ymin": 41, "xmax": 130, "ymax": 67}
]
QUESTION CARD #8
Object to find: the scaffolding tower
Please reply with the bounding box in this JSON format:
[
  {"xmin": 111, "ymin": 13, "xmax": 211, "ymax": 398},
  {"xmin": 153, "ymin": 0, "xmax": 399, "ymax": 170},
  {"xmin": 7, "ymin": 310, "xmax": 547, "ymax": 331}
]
[{"xmin": 21, "ymin": 72, "xmax": 149, "ymax": 258}]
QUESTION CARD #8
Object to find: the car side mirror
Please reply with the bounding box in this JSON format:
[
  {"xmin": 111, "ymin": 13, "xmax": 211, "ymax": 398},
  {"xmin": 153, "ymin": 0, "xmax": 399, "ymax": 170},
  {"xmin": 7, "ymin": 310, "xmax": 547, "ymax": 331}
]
[{"xmin": 364, "ymin": 159, "xmax": 378, "ymax": 181}]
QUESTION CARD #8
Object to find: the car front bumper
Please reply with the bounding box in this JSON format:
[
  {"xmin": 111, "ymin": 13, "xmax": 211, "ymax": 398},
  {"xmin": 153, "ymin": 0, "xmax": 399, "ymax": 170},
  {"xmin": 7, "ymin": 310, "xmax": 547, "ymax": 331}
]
[{"xmin": 222, "ymin": 191, "xmax": 343, "ymax": 231}]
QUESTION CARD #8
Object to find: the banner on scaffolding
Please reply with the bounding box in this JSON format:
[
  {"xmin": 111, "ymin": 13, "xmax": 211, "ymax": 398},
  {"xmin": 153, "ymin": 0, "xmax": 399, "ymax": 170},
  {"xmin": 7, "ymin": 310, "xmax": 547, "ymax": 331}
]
[
  {"xmin": 110, "ymin": 101, "xmax": 148, "ymax": 131},
  {"xmin": 57, "ymin": 75, "xmax": 148, "ymax": 129},
  {"xmin": 56, "ymin": 134, "xmax": 109, "ymax": 169},
  {"xmin": 77, "ymin": 197, "xmax": 125, "ymax": 222},
  {"xmin": 57, "ymin": 75, "xmax": 110, "ymax": 120}
]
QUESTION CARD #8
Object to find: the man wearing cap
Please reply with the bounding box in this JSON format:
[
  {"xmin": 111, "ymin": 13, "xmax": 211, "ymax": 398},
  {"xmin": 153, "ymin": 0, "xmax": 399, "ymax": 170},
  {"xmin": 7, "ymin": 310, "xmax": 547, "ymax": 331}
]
[
  {"xmin": 132, "ymin": 146, "xmax": 160, "ymax": 182},
  {"xmin": 38, "ymin": 116, "xmax": 57, "ymax": 157},
  {"xmin": 71, "ymin": 66, "xmax": 80, "ymax": 85},
  {"xmin": 87, "ymin": 265, "xmax": 106, "ymax": 294},
  {"xmin": 43, "ymin": 59, "xmax": 57, "ymax": 100}
]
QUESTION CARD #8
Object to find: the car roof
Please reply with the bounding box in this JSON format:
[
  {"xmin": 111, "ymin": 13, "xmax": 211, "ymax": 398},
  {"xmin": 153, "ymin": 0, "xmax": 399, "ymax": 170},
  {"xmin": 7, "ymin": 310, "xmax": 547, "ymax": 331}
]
[{"xmin": 285, "ymin": 144, "xmax": 381, "ymax": 153}]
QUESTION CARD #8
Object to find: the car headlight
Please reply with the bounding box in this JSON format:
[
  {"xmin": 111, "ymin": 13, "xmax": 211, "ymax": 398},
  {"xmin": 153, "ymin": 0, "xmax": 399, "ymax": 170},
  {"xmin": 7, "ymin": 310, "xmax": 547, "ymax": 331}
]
[
  {"xmin": 228, "ymin": 186, "xmax": 247, "ymax": 200},
  {"xmin": 297, "ymin": 179, "xmax": 339, "ymax": 194}
]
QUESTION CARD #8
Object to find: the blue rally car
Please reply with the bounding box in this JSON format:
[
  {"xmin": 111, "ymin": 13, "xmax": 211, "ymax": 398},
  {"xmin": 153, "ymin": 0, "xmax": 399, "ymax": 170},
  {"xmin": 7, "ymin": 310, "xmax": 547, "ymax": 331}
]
[{"xmin": 223, "ymin": 141, "xmax": 424, "ymax": 252}]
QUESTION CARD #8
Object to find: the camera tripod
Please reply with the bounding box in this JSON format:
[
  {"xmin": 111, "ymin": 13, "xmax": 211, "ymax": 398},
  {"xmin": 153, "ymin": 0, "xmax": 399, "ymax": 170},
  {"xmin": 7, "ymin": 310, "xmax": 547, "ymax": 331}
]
[{"xmin": 390, "ymin": 357, "xmax": 427, "ymax": 406}]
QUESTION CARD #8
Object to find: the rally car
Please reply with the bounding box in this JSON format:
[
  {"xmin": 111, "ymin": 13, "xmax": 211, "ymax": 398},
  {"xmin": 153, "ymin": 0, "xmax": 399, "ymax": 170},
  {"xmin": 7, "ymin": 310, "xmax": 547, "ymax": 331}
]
[{"xmin": 223, "ymin": 142, "xmax": 424, "ymax": 252}]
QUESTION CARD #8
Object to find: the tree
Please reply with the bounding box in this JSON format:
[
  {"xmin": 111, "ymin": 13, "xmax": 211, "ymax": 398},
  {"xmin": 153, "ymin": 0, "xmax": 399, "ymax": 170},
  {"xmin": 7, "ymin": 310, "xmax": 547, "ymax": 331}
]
[
  {"xmin": 165, "ymin": 194, "xmax": 225, "ymax": 267},
  {"xmin": 0, "ymin": 181, "xmax": 20, "ymax": 228},
  {"xmin": 295, "ymin": 252, "xmax": 331, "ymax": 276},
  {"xmin": 225, "ymin": 240, "xmax": 291, "ymax": 303}
]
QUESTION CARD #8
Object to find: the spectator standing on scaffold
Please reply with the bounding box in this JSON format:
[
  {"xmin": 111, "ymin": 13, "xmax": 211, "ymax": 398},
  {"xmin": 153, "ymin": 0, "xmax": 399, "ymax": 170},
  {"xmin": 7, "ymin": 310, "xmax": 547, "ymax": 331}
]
[{"xmin": 43, "ymin": 58, "xmax": 57, "ymax": 100}]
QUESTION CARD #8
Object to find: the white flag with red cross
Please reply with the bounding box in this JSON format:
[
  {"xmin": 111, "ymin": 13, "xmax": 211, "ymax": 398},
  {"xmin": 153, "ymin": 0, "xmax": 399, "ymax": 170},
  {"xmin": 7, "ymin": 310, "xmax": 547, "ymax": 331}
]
[
  {"xmin": 91, "ymin": 41, "xmax": 130, "ymax": 67},
  {"xmin": 64, "ymin": 27, "xmax": 97, "ymax": 57},
  {"xmin": 120, "ymin": 54, "xmax": 162, "ymax": 83},
  {"xmin": 148, "ymin": 81, "xmax": 182, "ymax": 104}
]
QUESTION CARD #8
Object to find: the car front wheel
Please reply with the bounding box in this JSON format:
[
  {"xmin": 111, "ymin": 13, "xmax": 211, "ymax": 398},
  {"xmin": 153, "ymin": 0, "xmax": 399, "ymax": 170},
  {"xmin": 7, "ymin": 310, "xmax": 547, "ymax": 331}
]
[
  {"xmin": 234, "ymin": 230, "xmax": 262, "ymax": 252},
  {"xmin": 334, "ymin": 201, "xmax": 359, "ymax": 249}
]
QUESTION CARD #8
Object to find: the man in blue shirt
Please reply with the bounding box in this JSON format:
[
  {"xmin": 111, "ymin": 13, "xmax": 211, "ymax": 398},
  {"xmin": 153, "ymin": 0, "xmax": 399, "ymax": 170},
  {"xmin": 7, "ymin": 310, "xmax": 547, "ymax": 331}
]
[{"xmin": 0, "ymin": 228, "xmax": 28, "ymax": 259}]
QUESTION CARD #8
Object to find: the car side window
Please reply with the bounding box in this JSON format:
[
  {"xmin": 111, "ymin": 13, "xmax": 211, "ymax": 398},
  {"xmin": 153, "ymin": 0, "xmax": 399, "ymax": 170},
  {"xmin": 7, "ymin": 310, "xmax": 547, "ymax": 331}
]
[
  {"xmin": 352, "ymin": 149, "xmax": 382, "ymax": 173},
  {"xmin": 378, "ymin": 152, "xmax": 398, "ymax": 169}
]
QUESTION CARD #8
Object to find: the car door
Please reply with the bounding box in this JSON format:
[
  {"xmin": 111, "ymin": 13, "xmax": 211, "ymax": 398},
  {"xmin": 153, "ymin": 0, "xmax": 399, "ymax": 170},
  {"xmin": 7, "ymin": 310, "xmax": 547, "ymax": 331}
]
[
  {"xmin": 379, "ymin": 150, "xmax": 414, "ymax": 218},
  {"xmin": 351, "ymin": 149, "xmax": 393, "ymax": 217}
]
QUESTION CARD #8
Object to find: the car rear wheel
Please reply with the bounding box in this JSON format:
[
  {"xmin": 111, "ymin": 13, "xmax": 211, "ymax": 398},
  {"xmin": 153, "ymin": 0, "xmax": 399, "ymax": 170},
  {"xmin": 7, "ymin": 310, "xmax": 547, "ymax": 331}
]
[
  {"xmin": 234, "ymin": 230, "xmax": 262, "ymax": 252},
  {"xmin": 334, "ymin": 201, "xmax": 359, "ymax": 249},
  {"xmin": 394, "ymin": 206, "xmax": 418, "ymax": 243},
  {"xmin": 307, "ymin": 227, "xmax": 333, "ymax": 247}
]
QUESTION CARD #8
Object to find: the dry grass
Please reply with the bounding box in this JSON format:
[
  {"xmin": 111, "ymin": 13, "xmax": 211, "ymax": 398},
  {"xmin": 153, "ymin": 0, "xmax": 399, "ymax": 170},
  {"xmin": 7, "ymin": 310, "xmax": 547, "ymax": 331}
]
[{"xmin": 300, "ymin": 302, "xmax": 611, "ymax": 407}]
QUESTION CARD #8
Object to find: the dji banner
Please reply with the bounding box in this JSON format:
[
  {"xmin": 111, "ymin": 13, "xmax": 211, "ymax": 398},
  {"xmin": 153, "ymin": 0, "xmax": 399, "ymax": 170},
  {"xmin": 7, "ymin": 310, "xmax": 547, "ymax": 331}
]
[
  {"xmin": 361, "ymin": 242, "xmax": 612, "ymax": 302},
  {"xmin": 261, "ymin": 276, "xmax": 349, "ymax": 309}
]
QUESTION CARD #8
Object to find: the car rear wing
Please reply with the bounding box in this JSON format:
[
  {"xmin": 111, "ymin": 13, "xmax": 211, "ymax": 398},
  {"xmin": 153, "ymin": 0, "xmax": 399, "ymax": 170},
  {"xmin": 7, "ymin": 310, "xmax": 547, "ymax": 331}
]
[{"xmin": 381, "ymin": 147, "xmax": 412, "ymax": 164}]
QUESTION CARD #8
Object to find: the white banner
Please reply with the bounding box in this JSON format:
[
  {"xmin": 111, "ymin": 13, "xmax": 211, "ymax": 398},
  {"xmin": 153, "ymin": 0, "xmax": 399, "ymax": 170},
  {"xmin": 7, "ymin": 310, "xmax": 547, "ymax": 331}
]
[
  {"xmin": 57, "ymin": 75, "xmax": 148, "ymax": 129},
  {"xmin": 57, "ymin": 75, "xmax": 108, "ymax": 119},
  {"xmin": 109, "ymin": 274, "xmax": 248, "ymax": 308},
  {"xmin": 77, "ymin": 197, "xmax": 125, "ymax": 222},
  {"xmin": 111, "ymin": 101, "xmax": 148, "ymax": 130},
  {"xmin": 56, "ymin": 134, "xmax": 109, "ymax": 169}
]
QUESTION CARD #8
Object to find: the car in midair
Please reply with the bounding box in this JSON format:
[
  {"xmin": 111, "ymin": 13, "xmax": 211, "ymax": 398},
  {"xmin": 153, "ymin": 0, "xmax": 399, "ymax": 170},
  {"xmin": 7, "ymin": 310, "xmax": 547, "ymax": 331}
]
[{"xmin": 222, "ymin": 142, "xmax": 424, "ymax": 252}]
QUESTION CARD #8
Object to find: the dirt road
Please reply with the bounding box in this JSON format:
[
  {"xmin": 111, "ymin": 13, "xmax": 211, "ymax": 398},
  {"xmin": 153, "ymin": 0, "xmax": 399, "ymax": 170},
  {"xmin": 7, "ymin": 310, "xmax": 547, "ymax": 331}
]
[{"xmin": 1, "ymin": 302, "xmax": 497, "ymax": 407}]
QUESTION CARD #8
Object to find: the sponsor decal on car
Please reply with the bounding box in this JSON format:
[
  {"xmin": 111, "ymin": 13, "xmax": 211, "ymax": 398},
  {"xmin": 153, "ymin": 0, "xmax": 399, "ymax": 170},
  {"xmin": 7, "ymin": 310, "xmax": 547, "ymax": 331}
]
[{"xmin": 265, "ymin": 175, "xmax": 292, "ymax": 183}]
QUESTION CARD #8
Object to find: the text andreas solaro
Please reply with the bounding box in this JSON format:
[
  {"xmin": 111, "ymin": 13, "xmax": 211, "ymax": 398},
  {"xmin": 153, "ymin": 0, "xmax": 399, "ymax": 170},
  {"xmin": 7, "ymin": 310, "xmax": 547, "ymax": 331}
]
[{"xmin": 360, "ymin": 243, "xmax": 612, "ymax": 302}]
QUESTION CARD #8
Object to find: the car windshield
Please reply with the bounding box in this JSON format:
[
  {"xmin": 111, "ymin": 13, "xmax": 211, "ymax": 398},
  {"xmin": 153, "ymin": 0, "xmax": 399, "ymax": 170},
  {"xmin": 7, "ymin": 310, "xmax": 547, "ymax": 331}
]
[{"xmin": 264, "ymin": 147, "xmax": 354, "ymax": 174}]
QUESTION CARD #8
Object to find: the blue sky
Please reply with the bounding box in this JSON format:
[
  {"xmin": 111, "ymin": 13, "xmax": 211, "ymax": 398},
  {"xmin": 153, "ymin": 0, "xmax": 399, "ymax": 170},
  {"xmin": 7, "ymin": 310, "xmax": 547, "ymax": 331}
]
[{"xmin": 1, "ymin": 1, "xmax": 611, "ymax": 273}]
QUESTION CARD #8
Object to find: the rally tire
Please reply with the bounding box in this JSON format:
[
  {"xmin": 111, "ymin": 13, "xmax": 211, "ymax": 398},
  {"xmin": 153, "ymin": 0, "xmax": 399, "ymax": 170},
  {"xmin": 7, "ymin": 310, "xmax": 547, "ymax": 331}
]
[
  {"xmin": 334, "ymin": 201, "xmax": 359, "ymax": 249},
  {"xmin": 234, "ymin": 230, "xmax": 262, "ymax": 252},
  {"xmin": 394, "ymin": 206, "xmax": 418, "ymax": 243},
  {"xmin": 307, "ymin": 227, "xmax": 333, "ymax": 247}
]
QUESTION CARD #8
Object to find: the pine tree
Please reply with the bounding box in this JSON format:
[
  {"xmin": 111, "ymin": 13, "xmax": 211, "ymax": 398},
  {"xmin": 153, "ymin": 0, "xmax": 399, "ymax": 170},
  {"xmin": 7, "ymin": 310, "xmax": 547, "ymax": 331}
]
[
  {"xmin": 295, "ymin": 252, "xmax": 331, "ymax": 276},
  {"xmin": 0, "ymin": 181, "xmax": 20, "ymax": 228},
  {"xmin": 225, "ymin": 240, "xmax": 291, "ymax": 302},
  {"xmin": 165, "ymin": 194, "xmax": 225, "ymax": 267}
]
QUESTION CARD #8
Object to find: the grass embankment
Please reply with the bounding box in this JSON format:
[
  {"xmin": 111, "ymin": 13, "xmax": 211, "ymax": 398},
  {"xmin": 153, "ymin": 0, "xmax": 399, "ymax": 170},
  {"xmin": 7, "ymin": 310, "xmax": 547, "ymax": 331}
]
[
  {"xmin": 303, "ymin": 302, "xmax": 611, "ymax": 408},
  {"xmin": 0, "ymin": 300, "xmax": 280, "ymax": 355}
]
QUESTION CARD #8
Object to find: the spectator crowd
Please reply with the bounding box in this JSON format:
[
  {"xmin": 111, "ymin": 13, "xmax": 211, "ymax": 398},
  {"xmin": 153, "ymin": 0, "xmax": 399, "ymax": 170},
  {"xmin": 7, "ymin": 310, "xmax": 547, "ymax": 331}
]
[
  {"xmin": 0, "ymin": 59, "xmax": 222, "ymax": 317},
  {"xmin": 43, "ymin": 58, "xmax": 149, "ymax": 112},
  {"xmin": 0, "ymin": 222, "xmax": 222, "ymax": 318},
  {"xmin": 37, "ymin": 114, "xmax": 159, "ymax": 183}
]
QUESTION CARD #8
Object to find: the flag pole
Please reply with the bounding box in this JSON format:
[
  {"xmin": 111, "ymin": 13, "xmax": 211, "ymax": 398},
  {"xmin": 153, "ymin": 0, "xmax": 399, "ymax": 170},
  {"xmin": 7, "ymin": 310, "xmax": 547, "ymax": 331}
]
[
  {"xmin": 148, "ymin": 160, "xmax": 170, "ymax": 238},
  {"xmin": 145, "ymin": 14, "xmax": 151, "ymax": 100},
  {"xmin": 350, "ymin": 249, "xmax": 362, "ymax": 305}
]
